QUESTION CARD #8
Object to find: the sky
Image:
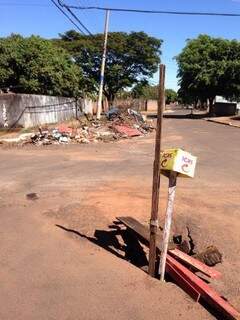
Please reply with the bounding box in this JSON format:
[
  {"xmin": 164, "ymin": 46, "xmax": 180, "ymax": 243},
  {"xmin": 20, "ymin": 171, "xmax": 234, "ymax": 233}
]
[{"xmin": 2, "ymin": 0, "xmax": 240, "ymax": 90}]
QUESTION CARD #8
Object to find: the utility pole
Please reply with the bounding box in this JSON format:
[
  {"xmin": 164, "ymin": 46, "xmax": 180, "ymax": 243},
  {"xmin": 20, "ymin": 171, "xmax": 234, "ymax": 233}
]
[
  {"xmin": 159, "ymin": 171, "xmax": 177, "ymax": 281},
  {"xmin": 148, "ymin": 64, "xmax": 165, "ymax": 277},
  {"xmin": 96, "ymin": 9, "xmax": 110, "ymax": 120}
]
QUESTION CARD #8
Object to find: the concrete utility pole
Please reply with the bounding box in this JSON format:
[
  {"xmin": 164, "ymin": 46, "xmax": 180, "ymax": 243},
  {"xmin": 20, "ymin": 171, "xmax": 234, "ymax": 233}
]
[
  {"xmin": 148, "ymin": 64, "xmax": 166, "ymax": 277},
  {"xmin": 159, "ymin": 171, "xmax": 177, "ymax": 281},
  {"xmin": 96, "ymin": 10, "xmax": 110, "ymax": 120}
]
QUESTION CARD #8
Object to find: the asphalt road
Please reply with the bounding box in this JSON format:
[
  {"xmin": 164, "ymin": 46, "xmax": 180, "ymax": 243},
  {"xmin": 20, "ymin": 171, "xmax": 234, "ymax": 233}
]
[{"xmin": 0, "ymin": 118, "xmax": 239, "ymax": 319}]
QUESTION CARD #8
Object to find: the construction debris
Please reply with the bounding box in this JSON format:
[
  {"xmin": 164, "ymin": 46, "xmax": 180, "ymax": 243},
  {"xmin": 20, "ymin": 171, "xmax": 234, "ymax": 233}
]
[
  {"xmin": 113, "ymin": 125, "xmax": 142, "ymax": 137},
  {"xmin": 116, "ymin": 216, "xmax": 239, "ymax": 320},
  {"xmin": 106, "ymin": 107, "xmax": 121, "ymax": 120},
  {"xmin": 0, "ymin": 108, "xmax": 154, "ymax": 146},
  {"xmin": 194, "ymin": 245, "xmax": 223, "ymax": 266},
  {"xmin": 0, "ymin": 132, "xmax": 33, "ymax": 144}
]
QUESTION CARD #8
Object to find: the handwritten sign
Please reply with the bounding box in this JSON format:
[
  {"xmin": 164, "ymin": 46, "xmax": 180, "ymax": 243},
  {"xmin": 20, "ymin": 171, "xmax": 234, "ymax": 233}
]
[{"xmin": 160, "ymin": 148, "xmax": 197, "ymax": 178}]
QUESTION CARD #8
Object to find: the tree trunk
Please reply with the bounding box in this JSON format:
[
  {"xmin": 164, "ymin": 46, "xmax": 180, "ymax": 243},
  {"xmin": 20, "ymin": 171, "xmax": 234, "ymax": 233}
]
[
  {"xmin": 209, "ymin": 97, "xmax": 215, "ymax": 116},
  {"xmin": 194, "ymin": 99, "xmax": 198, "ymax": 109},
  {"xmin": 105, "ymin": 92, "xmax": 115, "ymax": 108}
]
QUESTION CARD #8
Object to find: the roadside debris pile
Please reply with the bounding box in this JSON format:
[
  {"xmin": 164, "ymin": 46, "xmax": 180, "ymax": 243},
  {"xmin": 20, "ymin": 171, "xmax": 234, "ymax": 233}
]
[
  {"xmin": 0, "ymin": 108, "xmax": 154, "ymax": 146},
  {"xmin": 115, "ymin": 217, "xmax": 240, "ymax": 320}
]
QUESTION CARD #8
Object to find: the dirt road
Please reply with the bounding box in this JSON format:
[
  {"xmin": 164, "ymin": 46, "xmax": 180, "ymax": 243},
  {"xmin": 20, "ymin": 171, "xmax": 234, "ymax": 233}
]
[{"xmin": 1, "ymin": 118, "xmax": 239, "ymax": 319}]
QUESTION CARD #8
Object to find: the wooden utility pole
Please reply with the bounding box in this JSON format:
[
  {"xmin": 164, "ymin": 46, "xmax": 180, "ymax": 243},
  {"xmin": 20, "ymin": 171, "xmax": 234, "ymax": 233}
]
[
  {"xmin": 96, "ymin": 9, "xmax": 110, "ymax": 120},
  {"xmin": 148, "ymin": 64, "xmax": 165, "ymax": 277}
]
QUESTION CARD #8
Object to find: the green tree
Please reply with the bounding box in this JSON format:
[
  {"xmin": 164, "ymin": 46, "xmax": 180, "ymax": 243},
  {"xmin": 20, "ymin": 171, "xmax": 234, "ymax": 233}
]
[
  {"xmin": 176, "ymin": 34, "xmax": 240, "ymax": 113},
  {"xmin": 0, "ymin": 34, "xmax": 83, "ymax": 97},
  {"xmin": 131, "ymin": 82, "xmax": 158, "ymax": 99},
  {"xmin": 56, "ymin": 30, "xmax": 162, "ymax": 105},
  {"xmin": 165, "ymin": 89, "xmax": 177, "ymax": 104},
  {"xmin": 131, "ymin": 84, "xmax": 177, "ymax": 103}
]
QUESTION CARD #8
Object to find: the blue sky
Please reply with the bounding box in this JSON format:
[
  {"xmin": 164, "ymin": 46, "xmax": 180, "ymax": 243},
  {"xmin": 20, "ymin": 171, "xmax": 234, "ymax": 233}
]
[{"xmin": 2, "ymin": 0, "xmax": 240, "ymax": 90}]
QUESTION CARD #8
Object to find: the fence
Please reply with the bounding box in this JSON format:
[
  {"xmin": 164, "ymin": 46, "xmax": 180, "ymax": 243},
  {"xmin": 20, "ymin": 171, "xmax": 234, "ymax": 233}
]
[
  {"xmin": 0, "ymin": 93, "xmax": 159, "ymax": 129},
  {"xmin": 0, "ymin": 93, "xmax": 83, "ymax": 128},
  {"xmin": 113, "ymin": 98, "xmax": 159, "ymax": 112}
]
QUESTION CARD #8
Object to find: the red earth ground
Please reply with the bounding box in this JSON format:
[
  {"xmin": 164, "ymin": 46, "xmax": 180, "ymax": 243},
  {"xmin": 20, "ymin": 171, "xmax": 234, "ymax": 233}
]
[{"xmin": 1, "ymin": 117, "xmax": 240, "ymax": 319}]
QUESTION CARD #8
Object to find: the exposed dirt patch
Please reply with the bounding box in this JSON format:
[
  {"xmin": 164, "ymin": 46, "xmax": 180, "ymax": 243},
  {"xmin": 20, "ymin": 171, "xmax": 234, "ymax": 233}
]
[{"xmin": 44, "ymin": 203, "xmax": 109, "ymax": 237}]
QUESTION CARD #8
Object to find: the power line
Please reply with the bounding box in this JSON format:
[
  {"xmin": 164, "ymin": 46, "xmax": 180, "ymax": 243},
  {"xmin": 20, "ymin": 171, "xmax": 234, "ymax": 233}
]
[
  {"xmin": 62, "ymin": 6, "xmax": 93, "ymax": 35},
  {"xmin": 62, "ymin": 4, "xmax": 240, "ymax": 17},
  {"xmin": 57, "ymin": 1, "xmax": 93, "ymax": 35},
  {"xmin": 0, "ymin": 2, "xmax": 49, "ymax": 6},
  {"xmin": 2, "ymin": 1, "xmax": 91, "ymax": 35},
  {"xmin": 50, "ymin": 0, "xmax": 86, "ymax": 35},
  {"xmin": 77, "ymin": 0, "xmax": 99, "ymax": 31}
]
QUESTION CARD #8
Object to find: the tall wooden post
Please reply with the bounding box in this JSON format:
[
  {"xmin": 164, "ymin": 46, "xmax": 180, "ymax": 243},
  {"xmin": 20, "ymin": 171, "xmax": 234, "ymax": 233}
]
[{"xmin": 148, "ymin": 64, "xmax": 165, "ymax": 277}]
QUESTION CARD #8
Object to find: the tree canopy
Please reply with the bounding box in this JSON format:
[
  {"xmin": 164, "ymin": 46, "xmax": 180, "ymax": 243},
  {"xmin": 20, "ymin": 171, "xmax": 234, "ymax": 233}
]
[
  {"xmin": 176, "ymin": 34, "xmax": 240, "ymax": 110},
  {"xmin": 131, "ymin": 83, "xmax": 177, "ymax": 103},
  {"xmin": 56, "ymin": 30, "xmax": 162, "ymax": 104},
  {"xmin": 0, "ymin": 34, "xmax": 83, "ymax": 97},
  {"xmin": 165, "ymin": 89, "xmax": 178, "ymax": 104},
  {"xmin": 131, "ymin": 82, "xmax": 158, "ymax": 99}
]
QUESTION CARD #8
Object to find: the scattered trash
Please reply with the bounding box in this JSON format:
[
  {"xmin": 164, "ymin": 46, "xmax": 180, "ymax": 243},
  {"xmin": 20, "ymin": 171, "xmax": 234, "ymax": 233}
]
[
  {"xmin": 0, "ymin": 133, "xmax": 33, "ymax": 144},
  {"xmin": 58, "ymin": 124, "xmax": 73, "ymax": 135},
  {"xmin": 58, "ymin": 136, "xmax": 68, "ymax": 143},
  {"xmin": 0, "ymin": 107, "xmax": 154, "ymax": 146},
  {"xmin": 52, "ymin": 129, "xmax": 62, "ymax": 140},
  {"xmin": 80, "ymin": 138, "xmax": 90, "ymax": 144},
  {"xmin": 26, "ymin": 193, "xmax": 39, "ymax": 200},
  {"xmin": 113, "ymin": 125, "xmax": 142, "ymax": 137},
  {"xmin": 106, "ymin": 107, "xmax": 120, "ymax": 120},
  {"xmin": 127, "ymin": 108, "xmax": 144, "ymax": 122}
]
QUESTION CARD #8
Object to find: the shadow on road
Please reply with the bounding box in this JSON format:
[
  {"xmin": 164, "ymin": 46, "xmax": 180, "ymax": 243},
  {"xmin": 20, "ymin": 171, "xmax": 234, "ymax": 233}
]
[
  {"xmin": 56, "ymin": 224, "xmax": 149, "ymax": 269},
  {"xmin": 164, "ymin": 112, "xmax": 209, "ymax": 119},
  {"xmin": 147, "ymin": 112, "xmax": 209, "ymax": 119},
  {"xmin": 56, "ymin": 223, "xmax": 228, "ymax": 320}
]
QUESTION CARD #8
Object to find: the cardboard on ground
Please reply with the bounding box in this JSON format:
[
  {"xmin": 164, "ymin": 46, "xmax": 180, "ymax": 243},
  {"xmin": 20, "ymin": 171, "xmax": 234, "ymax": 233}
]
[{"xmin": 160, "ymin": 148, "xmax": 197, "ymax": 178}]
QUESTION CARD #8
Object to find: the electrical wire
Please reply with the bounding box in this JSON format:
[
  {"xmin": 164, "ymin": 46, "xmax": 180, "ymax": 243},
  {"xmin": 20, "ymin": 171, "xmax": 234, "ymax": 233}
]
[
  {"xmin": 0, "ymin": 2, "xmax": 49, "ymax": 6},
  {"xmin": 61, "ymin": 4, "xmax": 240, "ymax": 17},
  {"xmin": 50, "ymin": 0, "xmax": 86, "ymax": 35},
  {"xmin": 57, "ymin": 0, "xmax": 93, "ymax": 35},
  {"xmin": 62, "ymin": 6, "xmax": 93, "ymax": 35},
  {"xmin": 76, "ymin": 0, "xmax": 98, "ymax": 33}
]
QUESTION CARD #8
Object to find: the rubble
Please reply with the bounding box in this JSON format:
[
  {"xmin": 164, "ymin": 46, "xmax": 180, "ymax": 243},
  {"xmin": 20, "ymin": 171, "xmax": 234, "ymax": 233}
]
[
  {"xmin": 106, "ymin": 107, "xmax": 121, "ymax": 120},
  {"xmin": 113, "ymin": 125, "xmax": 142, "ymax": 137},
  {"xmin": 0, "ymin": 107, "xmax": 154, "ymax": 146},
  {"xmin": 194, "ymin": 245, "xmax": 222, "ymax": 266},
  {"xmin": 0, "ymin": 132, "xmax": 33, "ymax": 143}
]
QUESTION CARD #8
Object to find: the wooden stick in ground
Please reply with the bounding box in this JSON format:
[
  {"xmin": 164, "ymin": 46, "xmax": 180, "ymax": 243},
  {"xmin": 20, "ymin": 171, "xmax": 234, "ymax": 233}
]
[
  {"xmin": 159, "ymin": 171, "xmax": 178, "ymax": 281},
  {"xmin": 148, "ymin": 64, "xmax": 166, "ymax": 277}
]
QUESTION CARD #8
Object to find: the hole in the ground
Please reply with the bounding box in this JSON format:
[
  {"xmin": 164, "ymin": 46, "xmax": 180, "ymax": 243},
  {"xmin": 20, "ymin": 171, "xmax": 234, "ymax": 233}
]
[
  {"xmin": 56, "ymin": 223, "xmax": 227, "ymax": 319},
  {"xmin": 186, "ymin": 226, "xmax": 196, "ymax": 256}
]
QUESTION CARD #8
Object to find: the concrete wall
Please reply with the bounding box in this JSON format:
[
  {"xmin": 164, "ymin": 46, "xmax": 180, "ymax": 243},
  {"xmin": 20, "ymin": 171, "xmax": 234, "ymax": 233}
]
[
  {"xmin": 114, "ymin": 98, "xmax": 147, "ymax": 111},
  {"xmin": 146, "ymin": 100, "xmax": 158, "ymax": 112},
  {"xmin": 0, "ymin": 93, "xmax": 83, "ymax": 128}
]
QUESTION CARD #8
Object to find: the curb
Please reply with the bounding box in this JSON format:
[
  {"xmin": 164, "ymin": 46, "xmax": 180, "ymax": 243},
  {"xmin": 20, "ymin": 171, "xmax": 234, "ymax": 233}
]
[{"xmin": 206, "ymin": 118, "xmax": 240, "ymax": 128}]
